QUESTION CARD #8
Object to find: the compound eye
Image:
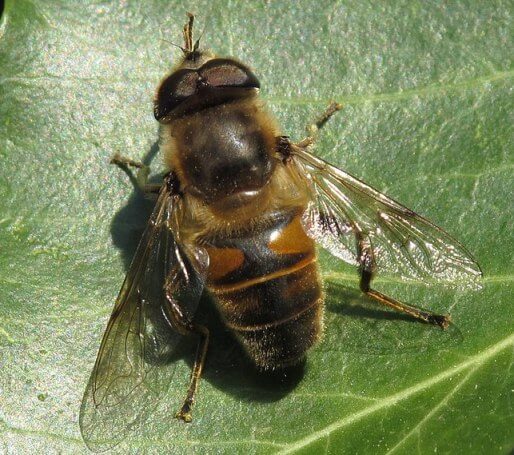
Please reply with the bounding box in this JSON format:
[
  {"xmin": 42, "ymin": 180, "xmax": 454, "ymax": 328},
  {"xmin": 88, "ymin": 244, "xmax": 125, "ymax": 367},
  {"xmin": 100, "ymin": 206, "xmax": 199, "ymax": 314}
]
[
  {"xmin": 199, "ymin": 58, "xmax": 260, "ymax": 89},
  {"xmin": 154, "ymin": 69, "xmax": 199, "ymax": 120}
]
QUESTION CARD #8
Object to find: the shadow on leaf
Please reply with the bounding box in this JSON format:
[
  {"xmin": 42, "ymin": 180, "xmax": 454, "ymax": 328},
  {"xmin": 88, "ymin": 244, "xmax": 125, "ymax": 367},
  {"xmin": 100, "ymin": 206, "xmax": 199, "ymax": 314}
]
[{"xmin": 105, "ymin": 136, "xmax": 305, "ymax": 417}]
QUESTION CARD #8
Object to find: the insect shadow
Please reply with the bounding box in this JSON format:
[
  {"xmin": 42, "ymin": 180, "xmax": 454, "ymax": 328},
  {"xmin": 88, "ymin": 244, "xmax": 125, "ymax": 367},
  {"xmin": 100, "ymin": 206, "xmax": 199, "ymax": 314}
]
[{"xmin": 109, "ymin": 139, "xmax": 305, "ymax": 406}]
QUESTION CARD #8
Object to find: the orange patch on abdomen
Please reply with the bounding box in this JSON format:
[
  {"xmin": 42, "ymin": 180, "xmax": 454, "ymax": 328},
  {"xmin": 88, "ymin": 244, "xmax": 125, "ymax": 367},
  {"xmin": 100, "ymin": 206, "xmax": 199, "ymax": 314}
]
[
  {"xmin": 206, "ymin": 246, "xmax": 245, "ymax": 282},
  {"xmin": 268, "ymin": 213, "xmax": 314, "ymax": 255}
]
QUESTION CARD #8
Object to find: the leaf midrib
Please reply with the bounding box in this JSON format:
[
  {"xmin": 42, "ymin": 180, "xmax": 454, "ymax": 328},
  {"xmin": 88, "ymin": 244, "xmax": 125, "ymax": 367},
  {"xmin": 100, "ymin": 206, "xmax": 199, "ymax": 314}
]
[
  {"xmin": 2, "ymin": 330, "xmax": 513, "ymax": 452},
  {"xmin": 277, "ymin": 331, "xmax": 514, "ymax": 454},
  {"xmin": 1, "ymin": 68, "xmax": 513, "ymax": 107}
]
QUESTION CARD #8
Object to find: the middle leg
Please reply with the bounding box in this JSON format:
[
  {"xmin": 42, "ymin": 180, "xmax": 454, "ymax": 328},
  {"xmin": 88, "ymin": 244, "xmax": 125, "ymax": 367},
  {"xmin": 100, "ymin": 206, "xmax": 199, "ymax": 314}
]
[{"xmin": 165, "ymin": 286, "xmax": 210, "ymax": 423}]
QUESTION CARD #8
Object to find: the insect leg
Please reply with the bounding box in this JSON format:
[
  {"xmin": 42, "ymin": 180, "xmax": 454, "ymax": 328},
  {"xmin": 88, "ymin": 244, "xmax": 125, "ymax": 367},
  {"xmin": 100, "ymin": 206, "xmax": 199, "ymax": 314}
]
[
  {"xmin": 306, "ymin": 101, "xmax": 343, "ymax": 139},
  {"xmin": 356, "ymin": 232, "xmax": 451, "ymax": 329},
  {"xmin": 165, "ymin": 294, "xmax": 210, "ymax": 423},
  {"xmin": 176, "ymin": 324, "xmax": 209, "ymax": 422},
  {"xmin": 110, "ymin": 152, "xmax": 161, "ymax": 193},
  {"xmin": 274, "ymin": 103, "xmax": 343, "ymax": 160}
]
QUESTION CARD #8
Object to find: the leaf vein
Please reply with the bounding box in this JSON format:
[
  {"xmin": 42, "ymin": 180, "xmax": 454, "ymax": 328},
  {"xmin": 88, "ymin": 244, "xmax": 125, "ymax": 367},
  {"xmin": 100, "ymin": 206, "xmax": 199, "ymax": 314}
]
[
  {"xmin": 384, "ymin": 366, "xmax": 479, "ymax": 454},
  {"xmin": 266, "ymin": 69, "xmax": 514, "ymax": 106},
  {"xmin": 277, "ymin": 331, "xmax": 514, "ymax": 454}
]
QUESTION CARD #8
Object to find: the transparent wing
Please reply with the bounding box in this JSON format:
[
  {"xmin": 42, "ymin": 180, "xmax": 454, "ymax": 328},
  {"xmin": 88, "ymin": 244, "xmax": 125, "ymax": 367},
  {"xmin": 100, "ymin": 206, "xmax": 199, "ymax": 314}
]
[
  {"xmin": 79, "ymin": 185, "xmax": 208, "ymax": 452},
  {"xmin": 291, "ymin": 147, "xmax": 482, "ymax": 288}
]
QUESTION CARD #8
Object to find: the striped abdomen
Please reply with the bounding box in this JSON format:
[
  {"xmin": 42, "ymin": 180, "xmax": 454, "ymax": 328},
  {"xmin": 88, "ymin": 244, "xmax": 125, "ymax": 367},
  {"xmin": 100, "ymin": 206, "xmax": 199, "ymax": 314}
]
[{"xmin": 205, "ymin": 210, "xmax": 323, "ymax": 369}]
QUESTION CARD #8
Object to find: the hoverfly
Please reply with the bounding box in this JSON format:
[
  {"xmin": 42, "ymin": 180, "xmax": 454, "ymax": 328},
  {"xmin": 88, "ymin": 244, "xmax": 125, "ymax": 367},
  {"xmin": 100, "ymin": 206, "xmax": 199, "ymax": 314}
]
[{"xmin": 80, "ymin": 13, "xmax": 482, "ymax": 450}]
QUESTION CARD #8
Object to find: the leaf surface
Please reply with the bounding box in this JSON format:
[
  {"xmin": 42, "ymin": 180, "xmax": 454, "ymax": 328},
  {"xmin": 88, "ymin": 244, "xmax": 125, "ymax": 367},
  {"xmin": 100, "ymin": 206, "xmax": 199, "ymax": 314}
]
[{"xmin": 1, "ymin": 1, "xmax": 513, "ymax": 453}]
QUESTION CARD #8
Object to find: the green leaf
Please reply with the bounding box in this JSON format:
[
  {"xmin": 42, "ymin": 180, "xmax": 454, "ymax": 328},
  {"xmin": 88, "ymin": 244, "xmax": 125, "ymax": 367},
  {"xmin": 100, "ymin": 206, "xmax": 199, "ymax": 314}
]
[{"xmin": 1, "ymin": 1, "xmax": 513, "ymax": 453}]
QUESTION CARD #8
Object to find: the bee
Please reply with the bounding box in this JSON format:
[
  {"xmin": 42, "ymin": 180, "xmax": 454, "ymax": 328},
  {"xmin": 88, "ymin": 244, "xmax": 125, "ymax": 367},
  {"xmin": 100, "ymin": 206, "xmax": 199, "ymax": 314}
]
[{"xmin": 80, "ymin": 13, "xmax": 482, "ymax": 450}]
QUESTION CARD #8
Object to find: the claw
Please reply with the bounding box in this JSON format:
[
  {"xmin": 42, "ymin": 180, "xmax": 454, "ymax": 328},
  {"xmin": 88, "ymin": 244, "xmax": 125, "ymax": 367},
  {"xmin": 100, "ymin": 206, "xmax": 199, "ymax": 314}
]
[
  {"xmin": 428, "ymin": 313, "xmax": 451, "ymax": 330},
  {"xmin": 176, "ymin": 403, "xmax": 193, "ymax": 423}
]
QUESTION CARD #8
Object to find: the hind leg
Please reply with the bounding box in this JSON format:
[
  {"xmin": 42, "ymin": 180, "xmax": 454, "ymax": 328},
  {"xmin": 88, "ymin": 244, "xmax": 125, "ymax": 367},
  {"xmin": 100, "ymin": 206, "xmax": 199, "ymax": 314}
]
[{"xmin": 356, "ymin": 232, "xmax": 450, "ymax": 329}]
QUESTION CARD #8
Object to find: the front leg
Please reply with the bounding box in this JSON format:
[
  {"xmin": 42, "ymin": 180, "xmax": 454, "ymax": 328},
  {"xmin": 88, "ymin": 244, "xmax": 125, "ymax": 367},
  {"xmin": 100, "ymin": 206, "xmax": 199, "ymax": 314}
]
[
  {"xmin": 110, "ymin": 152, "xmax": 161, "ymax": 194},
  {"xmin": 306, "ymin": 101, "xmax": 343, "ymax": 139},
  {"xmin": 275, "ymin": 102, "xmax": 343, "ymax": 162}
]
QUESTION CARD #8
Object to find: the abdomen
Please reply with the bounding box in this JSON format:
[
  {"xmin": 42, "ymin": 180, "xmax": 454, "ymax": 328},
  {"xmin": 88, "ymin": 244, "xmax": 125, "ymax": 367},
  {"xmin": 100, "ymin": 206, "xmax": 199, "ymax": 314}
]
[{"xmin": 204, "ymin": 209, "xmax": 324, "ymax": 370}]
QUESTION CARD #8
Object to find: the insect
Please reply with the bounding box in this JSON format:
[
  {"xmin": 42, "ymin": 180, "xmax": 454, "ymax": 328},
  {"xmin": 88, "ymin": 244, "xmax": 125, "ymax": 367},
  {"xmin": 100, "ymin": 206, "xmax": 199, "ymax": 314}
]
[{"xmin": 80, "ymin": 13, "xmax": 482, "ymax": 450}]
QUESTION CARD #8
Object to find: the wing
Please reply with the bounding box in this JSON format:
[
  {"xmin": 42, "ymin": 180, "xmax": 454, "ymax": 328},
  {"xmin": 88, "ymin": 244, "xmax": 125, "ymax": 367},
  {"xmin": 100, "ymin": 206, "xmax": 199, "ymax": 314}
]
[
  {"xmin": 79, "ymin": 184, "xmax": 208, "ymax": 452},
  {"xmin": 290, "ymin": 147, "xmax": 482, "ymax": 288}
]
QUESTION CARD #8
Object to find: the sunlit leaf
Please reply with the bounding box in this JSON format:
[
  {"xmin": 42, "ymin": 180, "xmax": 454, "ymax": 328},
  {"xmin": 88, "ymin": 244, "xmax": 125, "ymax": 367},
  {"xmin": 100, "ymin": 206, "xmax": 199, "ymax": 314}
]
[{"xmin": 1, "ymin": 1, "xmax": 512, "ymax": 453}]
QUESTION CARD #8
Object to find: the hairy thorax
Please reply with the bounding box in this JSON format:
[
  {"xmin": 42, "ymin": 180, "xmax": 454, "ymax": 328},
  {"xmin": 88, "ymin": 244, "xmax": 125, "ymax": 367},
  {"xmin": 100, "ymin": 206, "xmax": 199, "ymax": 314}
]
[{"xmin": 160, "ymin": 98, "xmax": 312, "ymax": 240}]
